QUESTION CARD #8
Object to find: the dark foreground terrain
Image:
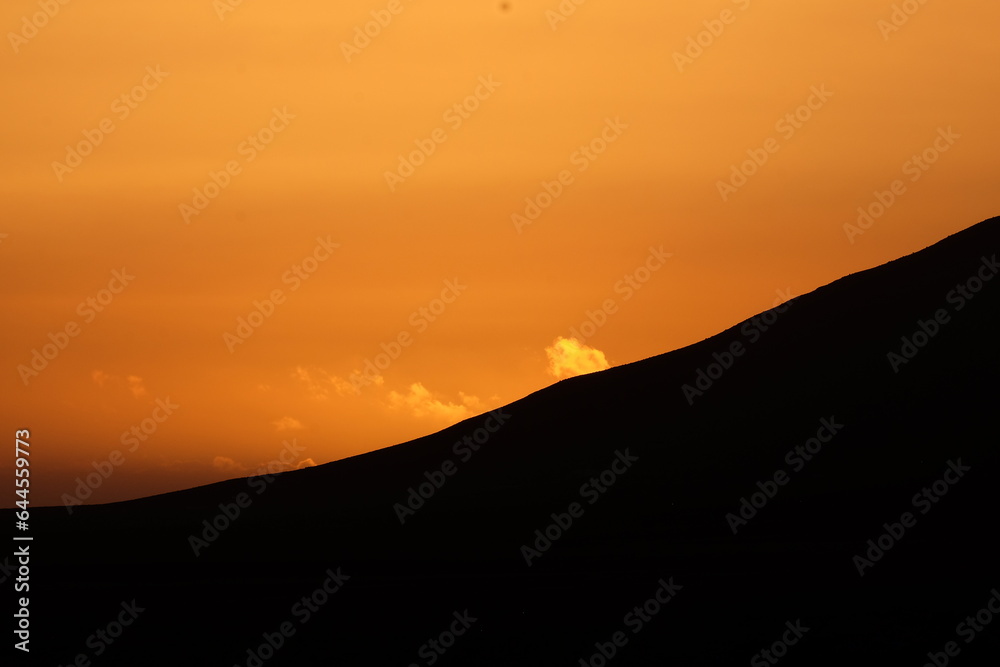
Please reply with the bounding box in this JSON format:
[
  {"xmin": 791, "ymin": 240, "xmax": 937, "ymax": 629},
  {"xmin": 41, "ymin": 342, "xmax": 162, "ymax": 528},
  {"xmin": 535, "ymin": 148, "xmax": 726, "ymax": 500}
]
[{"xmin": 7, "ymin": 217, "xmax": 1000, "ymax": 665}]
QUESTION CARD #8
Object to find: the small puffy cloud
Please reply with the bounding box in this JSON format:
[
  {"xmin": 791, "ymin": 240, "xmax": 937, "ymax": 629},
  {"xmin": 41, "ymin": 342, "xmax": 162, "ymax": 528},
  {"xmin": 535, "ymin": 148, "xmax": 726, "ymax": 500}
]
[
  {"xmin": 215, "ymin": 447, "xmax": 309, "ymax": 477},
  {"xmin": 91, "ymin": 370, "xmax": 147, "ymax": 398},
  {"xmin": 126, "ymin": 375, "xmax": 147, "ymax": 398},
  {"xmin": 294, "ymin": 366, "xmax": 331, "ymax": 399},
  {"xmin": 212, "ymin": 456, "xmax": 245, "ymax": 474},
  {"xmin": 388, "ymin": 383, "xmax": 484, "ymax": 424},
  {"xmin": 294, "ymin": 365, "xmax": 366, "ymax": 399},
  {"xmin": 272, "ymin": 417, "xmax": 304, "ymax": 432},
  {"xmin": 335, "ymin": 373, "xmax": 371, "ymax": 395},
  {"xmin": 545, "ymin": 337, "xmax": 610, "ymax": 379}
]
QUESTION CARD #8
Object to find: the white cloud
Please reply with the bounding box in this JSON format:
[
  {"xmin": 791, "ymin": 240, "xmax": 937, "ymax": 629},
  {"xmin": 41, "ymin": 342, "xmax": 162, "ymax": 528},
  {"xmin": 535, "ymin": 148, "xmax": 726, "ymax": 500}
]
[
  {"xmin": 294, "ymin": 365, "xmax": 367, "ymax": 399},
  {"xmin": 126, "ymin": 375, "xmax": 147, "ymax": 398},
  {"xmin": 272, "ymin": 417, "xmax": 304, "ymax": 432},
  {"xmin": 545, "ymin": 336, "xmax": 610, "ymax": 379},
  {"xmin": 335, "ymin": 373, "xmax": 370, "ymax": 394},
  {"xmin": 212, "ymin": 456, "xmax": 245, "ymax": 474},
  {"xmin": 91, "ymin": 370, "xmax": 147, "ymax": 398},
  {"xmin": 387, "ymin": 382, "xmax": 484, "ymax": 424},
  {"xmin": 294, "ymin": 365, "xmax": 330, "ymax": 399}
]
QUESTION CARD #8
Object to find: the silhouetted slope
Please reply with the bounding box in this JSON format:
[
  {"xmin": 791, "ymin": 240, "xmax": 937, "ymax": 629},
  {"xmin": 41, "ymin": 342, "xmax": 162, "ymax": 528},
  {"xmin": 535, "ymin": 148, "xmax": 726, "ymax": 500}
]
[{"xmin": 10, "ymin": 217, "xmax": 1000, "ymax": 666}]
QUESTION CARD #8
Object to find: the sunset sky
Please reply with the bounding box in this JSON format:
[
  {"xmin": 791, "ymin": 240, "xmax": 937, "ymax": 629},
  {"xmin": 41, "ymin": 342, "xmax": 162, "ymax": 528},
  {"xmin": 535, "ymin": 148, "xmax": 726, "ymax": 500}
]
[{"xmin": 3, "ymin": 0, "xmax": 998, "ymax": 508}]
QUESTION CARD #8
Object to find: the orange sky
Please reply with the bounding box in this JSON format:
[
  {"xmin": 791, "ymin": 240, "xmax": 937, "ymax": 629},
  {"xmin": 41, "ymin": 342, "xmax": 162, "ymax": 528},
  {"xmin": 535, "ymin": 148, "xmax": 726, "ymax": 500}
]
[{"xmin": 2, "ymin": 0, "xmax": 998, "ymax": 508}]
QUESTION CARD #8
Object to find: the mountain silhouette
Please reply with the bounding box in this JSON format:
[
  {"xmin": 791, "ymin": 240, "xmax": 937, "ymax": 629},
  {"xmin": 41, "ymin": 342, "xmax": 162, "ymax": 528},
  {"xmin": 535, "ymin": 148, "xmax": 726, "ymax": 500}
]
[{"xmin": 9, "ymin": 217, "xmax": 1000, "ymax": 666}]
